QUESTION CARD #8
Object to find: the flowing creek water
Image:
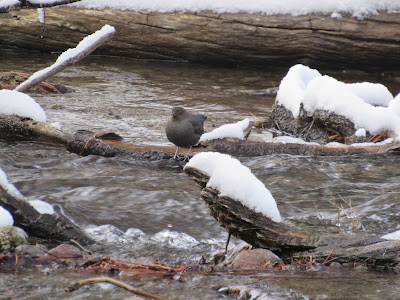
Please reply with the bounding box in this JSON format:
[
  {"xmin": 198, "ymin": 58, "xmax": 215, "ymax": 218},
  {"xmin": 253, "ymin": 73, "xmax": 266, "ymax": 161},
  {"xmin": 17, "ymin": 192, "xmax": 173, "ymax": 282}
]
[{"xmin": 0, "ymin": 49, "xmax": 400, "ymax": 299}]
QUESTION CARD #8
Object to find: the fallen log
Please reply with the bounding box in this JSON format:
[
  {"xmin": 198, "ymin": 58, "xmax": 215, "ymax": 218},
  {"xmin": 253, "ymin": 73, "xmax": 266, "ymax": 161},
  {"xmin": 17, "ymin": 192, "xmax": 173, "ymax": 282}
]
[
  {"xmin": 1, "ymin": 114, "xmax": 399, "ymax": 159},
  {"xmin": 0, "ymin": 176, "xmax": 92, "ymax": 244},
  {"xmin": 184, "ymin": 164, "xmax": 400, "ymax": 271},
  {"xmin": 0, "ymin": 7, "xmax": 399, "ymax": 69}
]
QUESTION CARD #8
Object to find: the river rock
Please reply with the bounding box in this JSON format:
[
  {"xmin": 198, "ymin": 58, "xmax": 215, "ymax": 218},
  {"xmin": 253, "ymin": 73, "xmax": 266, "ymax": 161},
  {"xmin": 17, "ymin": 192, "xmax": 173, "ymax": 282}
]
[
  {"xmin": 47, "ymin": 243, "xmax": 82, "ymax": 259},
  {"xmin": 230, "ymin": 248, "xmax": 283, "ymax": 267},
  {"xmin": 15, "ymin": 244, "xmax": 48, "ymax": 256},
  {"xmin": 0, "ymin": 226, "xmax": 28, "ymax": 252}
]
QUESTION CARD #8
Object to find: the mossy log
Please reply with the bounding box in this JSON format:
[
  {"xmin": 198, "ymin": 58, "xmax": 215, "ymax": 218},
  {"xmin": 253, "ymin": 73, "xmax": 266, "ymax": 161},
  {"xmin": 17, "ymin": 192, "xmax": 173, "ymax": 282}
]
[
  {"xmin": 184, "ymin": 165, "xmax": 400, "ymax": 271},
  {"xmin": 0, "ymin": 7, "xmax": 400, "ymax": 69}
]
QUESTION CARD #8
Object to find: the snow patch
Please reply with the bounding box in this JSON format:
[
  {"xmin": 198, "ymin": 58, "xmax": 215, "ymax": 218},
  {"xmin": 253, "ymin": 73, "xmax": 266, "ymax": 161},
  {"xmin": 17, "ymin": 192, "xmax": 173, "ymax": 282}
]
[
  {"xmin": 276, "ymin": 64, "xmax": 400, "ymax": 136},
  {"xmin": 185, "ymin": 152, "xmax": 281, "ymax": 222},
  {"xmin": 272, "ymin": 136, "xmax": 319, "ymax": 145},
  {"xmin": 199, "ymin": 118, "xmax": 250, "ymax": 142},
  {"xmin": 0, "ymin": 90, "xmax": 47, "ymax": 122},
  {"xmin": 71, "ymin": 0, "xmax": 400, "ymax": 19},
  {"xmin": 37, "ymin": 8, "xmax": 45, "ymax": 23},
  {"xmin": 382, "ymin": 230, "xmax": 400, "ymax": 241},
  {"xmin": 29, "ymin": 199, "xmax": 55, "ymax": 215},
  {"xmin": 0, "ymin": 168, "xmax": 25, "ymax": 200},
  {"xmin": 355, "ymin": 128, "xmax": 366, "ymax": 137},
  {"xmin": 0, "ymin": 206, "xmax": 14, "ymax": 227}
]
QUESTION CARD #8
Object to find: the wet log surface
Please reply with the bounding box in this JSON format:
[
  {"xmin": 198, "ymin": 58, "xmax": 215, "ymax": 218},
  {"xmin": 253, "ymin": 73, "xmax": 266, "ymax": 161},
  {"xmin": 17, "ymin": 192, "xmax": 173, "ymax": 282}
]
[
  {"xmin": 0, "ymin": 181, "xmax": 92, "ymax": 244},
  {"xmin": 0, "ymin": 7, "xmax": 400, "ymax": 69},
  {"xmin": 184, "ymin": 165, "xmax": 400, "ymax": 271},
  {"xmin": 1, "ymin": 114, "xmax": 399, "ymax": 160}
]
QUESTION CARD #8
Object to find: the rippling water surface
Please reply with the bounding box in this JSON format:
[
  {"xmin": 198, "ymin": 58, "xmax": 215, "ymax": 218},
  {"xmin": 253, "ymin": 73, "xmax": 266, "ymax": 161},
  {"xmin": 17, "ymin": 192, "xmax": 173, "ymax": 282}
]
[{"xmin": 0, "ymin": 49, "xmax": 399, "ymax": 299}]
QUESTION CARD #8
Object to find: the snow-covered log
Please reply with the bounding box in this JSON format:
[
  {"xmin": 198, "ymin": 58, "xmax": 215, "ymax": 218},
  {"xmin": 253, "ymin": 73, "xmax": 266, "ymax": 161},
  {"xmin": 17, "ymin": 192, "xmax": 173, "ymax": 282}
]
[
  {"xmin": 0, "ymin": 171, "xmax": 92, "ymax": 244},
  {"xmin": 16, "ymin": 24, "xmax": 115, "ymax": 93},
  {"xmin": 1, "ymin": 114, "xmax": 399, "ymax": 158},
  {"xmin": 0, "ymin": 0, "xmax": 81, "ymax": 13},
  {"xmin": 0, "ymin": 7, "xmax": 399, "ymax": 69},
  {"xmin": 184, "ymin": 160, "xmax": 400, "ymax": 270}
]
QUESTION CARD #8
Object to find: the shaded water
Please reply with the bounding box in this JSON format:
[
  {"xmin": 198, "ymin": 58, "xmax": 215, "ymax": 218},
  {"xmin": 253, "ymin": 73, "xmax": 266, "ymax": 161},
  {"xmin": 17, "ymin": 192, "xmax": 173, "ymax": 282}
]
[{"xmin": 1, "ymin": 49, "xmax": 400, "ymax": 299}]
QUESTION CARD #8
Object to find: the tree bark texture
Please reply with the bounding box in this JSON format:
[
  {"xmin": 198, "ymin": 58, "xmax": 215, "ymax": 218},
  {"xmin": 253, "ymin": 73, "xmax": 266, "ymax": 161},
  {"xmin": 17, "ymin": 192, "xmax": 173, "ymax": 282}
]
[
  {"xmin": 184, "ymin": 165, "xmax": 400, "ymax": 271},
  {"xmin": 0, "ymin": 7, "xmax": 399, "ymax": 69},
  {"xmin": 0, "ymin": 114, "xmax": 399, "ymax": 159},
  {"xmin": 0, "ymin": 182, "xmax": 93, "ymax": 244}
]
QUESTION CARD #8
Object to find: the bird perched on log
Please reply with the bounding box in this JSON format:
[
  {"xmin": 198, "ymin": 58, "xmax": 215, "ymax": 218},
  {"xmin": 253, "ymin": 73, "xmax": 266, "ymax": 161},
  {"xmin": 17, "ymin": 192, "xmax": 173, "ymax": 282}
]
[{"xmin": 166, "ymin": 107, "xmax": 207, "ymax": 158}]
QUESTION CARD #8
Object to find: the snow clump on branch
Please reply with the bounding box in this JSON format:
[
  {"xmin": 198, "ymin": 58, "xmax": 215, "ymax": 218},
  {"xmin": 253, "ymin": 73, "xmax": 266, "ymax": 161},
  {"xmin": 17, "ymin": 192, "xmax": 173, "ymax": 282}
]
[{"xmin": 185, "ymin": 152, "xmax": 282, "ymax": 222}]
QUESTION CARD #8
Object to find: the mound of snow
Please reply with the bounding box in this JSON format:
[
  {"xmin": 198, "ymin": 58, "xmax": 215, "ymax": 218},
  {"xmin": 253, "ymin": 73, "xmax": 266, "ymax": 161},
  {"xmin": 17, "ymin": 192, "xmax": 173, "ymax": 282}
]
[
  {"xmin": 276, "ymin": 64, "xmax": 400, "ymax": 136},
  {"xmin": 184, "ymin": 152, "xmax": 281, "ymax": 222},
  {"xmin": 0, "ymin": 206, "xmax": 14, "ymax": 227},
  {"xmin": 29, "ymin": 200, "xmax": 55, "ymax": 215},
  {"xmin": 0, "ymin": 90, "xmax": 47, "ymax": 122},
  {"xmin": 199, "ymin": 118, "xmax": 250, "ymax": 142}
]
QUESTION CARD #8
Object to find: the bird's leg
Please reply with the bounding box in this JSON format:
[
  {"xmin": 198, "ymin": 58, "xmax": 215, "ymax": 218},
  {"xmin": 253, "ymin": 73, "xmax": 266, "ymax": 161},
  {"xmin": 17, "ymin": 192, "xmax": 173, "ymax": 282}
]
[
  {"xmin": 225, "ymin": 233, "xmax": 231, "ymax": 254},
  {"xmin": 173, "ymin": 147, "xmax": 179, "ymax": 159},
  {"xmin": 183, "ymin": 146, "xmax": 192, "ymax": 162}
]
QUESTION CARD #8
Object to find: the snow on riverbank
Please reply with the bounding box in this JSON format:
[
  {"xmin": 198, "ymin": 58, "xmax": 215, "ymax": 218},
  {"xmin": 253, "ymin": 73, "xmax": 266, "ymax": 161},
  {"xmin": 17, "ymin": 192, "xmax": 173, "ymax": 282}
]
[
  {"xmin": 185, "ymin": 152, "xmax": 282, "ymax": 222},
  {"xmin": 276, "ymin": 64, "xmax": 400, "ymax": 137},
  {"xmin": 71, "ymin": 0, "xmax": 400, "ymax": 19}
]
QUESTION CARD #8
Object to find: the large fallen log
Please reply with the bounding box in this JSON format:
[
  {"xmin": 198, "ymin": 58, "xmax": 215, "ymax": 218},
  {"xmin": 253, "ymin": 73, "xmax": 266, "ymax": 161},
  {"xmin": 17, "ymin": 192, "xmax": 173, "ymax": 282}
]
[
  {"xmin": 1, "ymin": 114, "xmax": 399, "ymax": 159},
  {"xmin": 184, "ymin": 165, "xmax": 400, "ymax": 271},
  {"xmin": 0, "ymin": 7, "xmax": 399, "ymax": 69}
]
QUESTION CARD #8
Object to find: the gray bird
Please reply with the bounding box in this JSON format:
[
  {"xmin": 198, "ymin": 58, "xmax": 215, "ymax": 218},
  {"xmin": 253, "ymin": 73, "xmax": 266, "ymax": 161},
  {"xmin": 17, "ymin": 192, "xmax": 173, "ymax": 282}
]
[{"xmin": 166, "ymin": 107, "xmax": 207, "ymax": 158}]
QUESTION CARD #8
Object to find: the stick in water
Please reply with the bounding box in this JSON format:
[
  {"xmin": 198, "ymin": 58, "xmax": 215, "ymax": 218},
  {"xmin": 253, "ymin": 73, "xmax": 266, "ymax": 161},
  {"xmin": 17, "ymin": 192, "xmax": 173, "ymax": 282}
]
[{"xmin": 16, "ymin": 24, "xmax": 116, "ymax": 93}]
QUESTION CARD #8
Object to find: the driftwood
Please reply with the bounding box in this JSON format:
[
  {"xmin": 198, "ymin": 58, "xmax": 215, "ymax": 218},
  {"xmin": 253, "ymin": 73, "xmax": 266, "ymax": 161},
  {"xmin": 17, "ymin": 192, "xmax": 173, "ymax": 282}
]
[
  {"xmin": 0, "ymin": 177, "xmax": 92, "ymax": 244},
  {"xmin": 0, "ymin": 7, "xmax": 399, "ymax": 69},
  {"xmin": 184, "ymin": 165, "xmax": 400, "ymax": 271}
]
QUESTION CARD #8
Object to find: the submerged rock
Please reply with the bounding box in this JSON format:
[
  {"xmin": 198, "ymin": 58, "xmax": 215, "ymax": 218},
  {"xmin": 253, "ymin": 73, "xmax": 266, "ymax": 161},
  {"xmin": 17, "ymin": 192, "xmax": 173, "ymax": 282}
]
[
  {"xmin": 0, "ymin": 226, "xmax": 28, "ymax": 252},
  {"xmin": 15, "ymin": 244, "xmax": 47, "ymax": 256}
]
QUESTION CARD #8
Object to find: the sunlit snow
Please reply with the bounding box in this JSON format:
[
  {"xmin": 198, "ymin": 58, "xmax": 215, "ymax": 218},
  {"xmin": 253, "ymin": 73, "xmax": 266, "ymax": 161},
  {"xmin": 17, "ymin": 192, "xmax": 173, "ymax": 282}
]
[{"xmin": 185, "ymin": 152, "xmax": 282, "ymax": 222}]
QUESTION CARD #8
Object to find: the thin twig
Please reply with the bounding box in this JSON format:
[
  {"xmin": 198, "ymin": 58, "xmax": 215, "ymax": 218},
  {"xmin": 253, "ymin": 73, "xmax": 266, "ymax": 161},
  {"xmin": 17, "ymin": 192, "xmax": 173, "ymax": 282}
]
[
  {"xmin": 323, "ymin": 247, "xmax": 336, "ymax": 265},
  {"xmin": 312, "ymin": 200, "xmax": 327, "ymax": 226},
  {"xmin": 70, "ymin": 239, "xmax": 92, "ymax": 255},
  {"xmin": 328, "ymin": 189, "xmax": 340, "ymax": 233},
  {"xmin": 65, "ymin": 277, "xmax": 171, "ymax": 300},
  {"xmin": 0, "ymin": 279, "xmax": 15, "ymax": 300}
]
